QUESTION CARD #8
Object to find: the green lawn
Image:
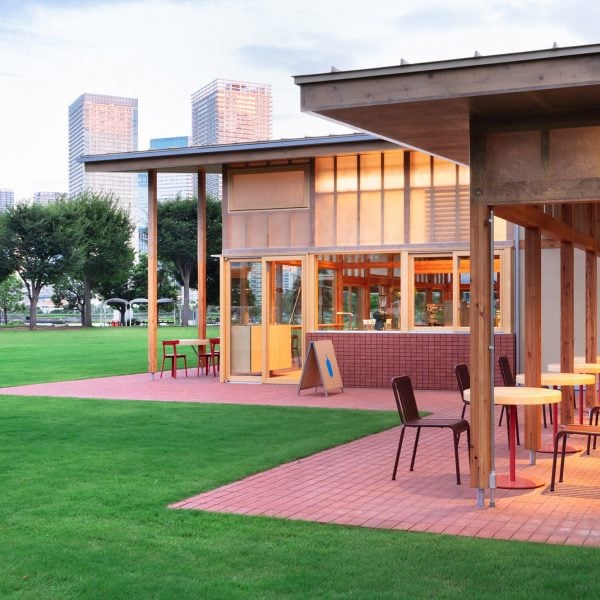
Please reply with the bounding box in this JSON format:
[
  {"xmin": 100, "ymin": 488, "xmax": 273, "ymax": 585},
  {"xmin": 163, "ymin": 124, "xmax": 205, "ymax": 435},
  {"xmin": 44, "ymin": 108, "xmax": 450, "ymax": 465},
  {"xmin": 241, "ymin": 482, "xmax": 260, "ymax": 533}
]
[
  {"xmin": 0, "ymin": 328, "xmax": 598, "ymax": 598},
  {"xmin": 0, "ymin": 326, "xmax": 218, "ymax": 387}
]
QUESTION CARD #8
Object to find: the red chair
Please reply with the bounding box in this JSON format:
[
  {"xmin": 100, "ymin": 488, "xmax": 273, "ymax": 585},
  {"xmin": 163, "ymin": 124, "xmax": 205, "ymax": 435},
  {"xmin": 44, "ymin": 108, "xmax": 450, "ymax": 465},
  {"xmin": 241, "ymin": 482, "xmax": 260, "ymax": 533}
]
[
  {"xmin": 160, "ymin": 340, "xmax": 188, "ymax": 378},
  {"xmin": 208, "ymin": 337, "xmax": 220, "ymax": 377}
]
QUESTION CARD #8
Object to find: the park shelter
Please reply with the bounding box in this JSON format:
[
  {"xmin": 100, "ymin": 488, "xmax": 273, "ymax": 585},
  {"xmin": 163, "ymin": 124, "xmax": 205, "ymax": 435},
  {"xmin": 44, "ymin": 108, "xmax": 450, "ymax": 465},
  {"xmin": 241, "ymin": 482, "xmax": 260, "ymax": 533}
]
[
  {"xmin": 294, "ymin": 43, "xmax": 600, "ymax": 499},
  {"xmin": 82, "ymin": 43, "xmax": 600, "ymax": 500},
  {"xmin": 82, "ymin": 133, "xmax": 517, "ymax": 390}
]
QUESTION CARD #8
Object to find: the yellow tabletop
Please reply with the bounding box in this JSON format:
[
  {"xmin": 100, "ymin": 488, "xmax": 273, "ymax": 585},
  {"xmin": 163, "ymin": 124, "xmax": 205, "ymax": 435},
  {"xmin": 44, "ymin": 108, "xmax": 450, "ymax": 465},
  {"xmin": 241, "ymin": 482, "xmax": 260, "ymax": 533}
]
[
  {"xmin": 548, "ymin": 362, "xmax": 600, "ymax": 374},
  {"xmin": 464, "ymin": 386, "xmax": 561, "ymax": 406},
  {"xmin": 515, "ymin": 372, "xmax": 595, "ymax": 386},
  {"xmin": 575, "ymin": 356, "xmax": 600, "ymax": 364},
  {"xmin": 177, "ymin": 338, "xmax": 209, "ymax": 346}
]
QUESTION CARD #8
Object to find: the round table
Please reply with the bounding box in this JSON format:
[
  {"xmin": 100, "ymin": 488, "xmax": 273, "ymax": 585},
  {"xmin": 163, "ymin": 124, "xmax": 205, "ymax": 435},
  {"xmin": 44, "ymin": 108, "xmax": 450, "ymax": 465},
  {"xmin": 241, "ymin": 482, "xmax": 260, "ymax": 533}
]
[
  {"xmin": 547, "ymin": 362, "xmax": 600, "ymax": 424},
  {"xmin": 464, "ymin": 386, "xmax": 561, "ymax": 489},
  {"xmin": 515, "ymin": 372, "xmax": 595, "ymax": 453}
]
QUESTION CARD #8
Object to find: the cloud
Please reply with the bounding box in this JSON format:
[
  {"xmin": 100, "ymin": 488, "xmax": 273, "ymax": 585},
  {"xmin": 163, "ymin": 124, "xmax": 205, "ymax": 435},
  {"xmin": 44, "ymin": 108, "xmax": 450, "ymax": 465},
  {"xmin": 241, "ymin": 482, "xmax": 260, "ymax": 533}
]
[{"xmin": 236, "ymin": 44, "xmax": 350, "ymax": 76}]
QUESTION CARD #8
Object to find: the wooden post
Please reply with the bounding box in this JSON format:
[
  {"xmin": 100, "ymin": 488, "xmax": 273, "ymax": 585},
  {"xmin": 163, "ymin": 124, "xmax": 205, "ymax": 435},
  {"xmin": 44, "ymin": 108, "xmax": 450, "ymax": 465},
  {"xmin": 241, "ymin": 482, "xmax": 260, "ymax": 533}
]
[
  {"xmin": 586, "ymin": 204, "xmax": 598, "ymax": 407},
  {"xmin": 197, "ymin": 170, "xmax": 207, "ymax": 340},
  {"xmin": 469, "ymin": 116, "xmax": 492, "ymax": 492},
  {"xmin": 147, "ymin": 169, "xmax": 158, "ymax": 374},
  {"xmin": 561, "ymin": 205, "xmax": 575, "ymax": 424},
  {"xmin": 523, "ymin": 227, "xmax": 542, "ymax": 450},
  {"xmin": 469, "ymin": 202, "xmax": 492, "ymax": 489}
]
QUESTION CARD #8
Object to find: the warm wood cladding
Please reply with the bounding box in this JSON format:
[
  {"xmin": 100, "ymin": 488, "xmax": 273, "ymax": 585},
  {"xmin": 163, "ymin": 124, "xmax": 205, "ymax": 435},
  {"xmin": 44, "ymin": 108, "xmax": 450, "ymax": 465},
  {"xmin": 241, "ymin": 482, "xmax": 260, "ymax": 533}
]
[{"xmin": 223, "ymin": 150, "xmax": 475, "ymax": 252}]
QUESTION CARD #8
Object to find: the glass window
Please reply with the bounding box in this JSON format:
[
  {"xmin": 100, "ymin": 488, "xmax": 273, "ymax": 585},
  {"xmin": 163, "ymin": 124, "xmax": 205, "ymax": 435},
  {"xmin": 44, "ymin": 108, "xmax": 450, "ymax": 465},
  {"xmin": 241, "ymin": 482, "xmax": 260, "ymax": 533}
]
[
  {"xmin": 413, "ymin": 256, "xmax": 453, "ymax": 327},
  {"xmin": 229, "ymin": 261, "xmax": 262, "ymax": 376},
  {"xmin": 317, "ymin": 253, "xmax": 401, "ymax": 331}
]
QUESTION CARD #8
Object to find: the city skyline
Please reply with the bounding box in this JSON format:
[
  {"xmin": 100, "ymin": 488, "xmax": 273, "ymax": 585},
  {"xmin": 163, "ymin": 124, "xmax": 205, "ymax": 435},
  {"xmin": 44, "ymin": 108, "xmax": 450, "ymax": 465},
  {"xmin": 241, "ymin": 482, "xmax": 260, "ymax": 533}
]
[{"xmin": 1, "ymin": 0, "xmax": 598, "ymax": 200}]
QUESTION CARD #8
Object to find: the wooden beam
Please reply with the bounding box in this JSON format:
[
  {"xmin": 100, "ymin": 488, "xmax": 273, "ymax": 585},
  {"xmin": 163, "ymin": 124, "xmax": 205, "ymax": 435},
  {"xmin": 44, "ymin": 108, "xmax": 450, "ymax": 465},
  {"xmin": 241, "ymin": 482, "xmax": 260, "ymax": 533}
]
[
  {"xmin": 561, "ymin": 205, "xmax": 575, "ymax": 424},
  {"xmin": 197, "ymin": 170, "xmax": 207, "ymax": 340},
  {"xmin": 147, "ymin": 169, "xmax": 158, "ymax": 374},
  {"xmin": 523, "ymin": 227, "xmax": 542, "ymax": 450},
  {"xmin": 493, "ymin": 204, "xmax": 600, "ymax": 254},
  {"xmin": 482, "ymin": 178, "xmax": 600, "ymax": 206}
]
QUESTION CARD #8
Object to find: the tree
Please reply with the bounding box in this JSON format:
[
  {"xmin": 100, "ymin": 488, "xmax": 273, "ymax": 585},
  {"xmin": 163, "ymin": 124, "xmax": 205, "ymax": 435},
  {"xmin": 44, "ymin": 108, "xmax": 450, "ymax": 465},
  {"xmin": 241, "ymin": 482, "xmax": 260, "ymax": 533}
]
[
  {"xmin": 158, "ymin": 196, "xmax": 222, "ymax": 326},
  {"xmin": 60, "ymin": 192, "xmax": 135, "ymax": 327},
  {"xmin": 52, "ymin": 274, "xmax": 85, "ymax": 324},
  {"xmin": 0, "ymin": 203, "xmax": 75, "ymax": 329},
  {"xmin": 0, "ymin": 273, "xmax": 25, "ymax": 325}
]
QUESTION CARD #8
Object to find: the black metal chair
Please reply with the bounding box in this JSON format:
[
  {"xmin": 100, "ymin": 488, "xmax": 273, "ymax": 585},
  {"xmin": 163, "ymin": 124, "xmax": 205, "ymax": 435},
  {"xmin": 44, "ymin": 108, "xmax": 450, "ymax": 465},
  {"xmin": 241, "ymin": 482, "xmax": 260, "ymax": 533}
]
[
  {"xmin": 498, "ymin": 355, "xmax": 521, "ymax": 445},
  {"xmin": 551, "ymin": 421, "xmax": 600, "ymax": 490},
  {"xmin": 454, "ymin": 363, "xmax": 470, "ymax": 419},
  {"xmin": 391, "ymin": 375, "xmax": 470, "ymax": 485}
]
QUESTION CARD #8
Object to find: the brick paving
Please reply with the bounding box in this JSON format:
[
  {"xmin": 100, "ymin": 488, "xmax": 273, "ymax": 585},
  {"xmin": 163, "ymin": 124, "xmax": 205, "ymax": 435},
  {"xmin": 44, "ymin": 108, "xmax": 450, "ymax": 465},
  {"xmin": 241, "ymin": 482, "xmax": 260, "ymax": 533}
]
[{"xmin": 3, "ymin": 372, "xmax": 600, "ymax": 546}]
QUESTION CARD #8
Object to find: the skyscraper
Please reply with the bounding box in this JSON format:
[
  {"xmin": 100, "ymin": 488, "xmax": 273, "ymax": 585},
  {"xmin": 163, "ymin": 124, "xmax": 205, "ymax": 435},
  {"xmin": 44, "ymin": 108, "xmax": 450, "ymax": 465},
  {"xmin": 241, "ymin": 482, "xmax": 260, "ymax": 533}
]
[
  {"xmin": 0, "ymin": 188, "xmax": 14, "ymax": 211},
  {"xmin": 191, "ymin": 79, "xmax": 272, "ymax": 197},
  {"xmin": 33, "ymin": 191, "xmax": 63, "ymax": 205},
  {"xmin": 68, "ymin": 93, "xmax": 138, "ymax": 217}
]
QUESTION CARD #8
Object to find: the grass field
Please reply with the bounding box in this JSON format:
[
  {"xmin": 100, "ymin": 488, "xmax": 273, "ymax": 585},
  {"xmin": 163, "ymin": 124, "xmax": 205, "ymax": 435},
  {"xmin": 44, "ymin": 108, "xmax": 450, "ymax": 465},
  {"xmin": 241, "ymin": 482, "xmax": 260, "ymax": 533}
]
[
  {"xmin": 0, "ymin": 325, "xmax": 218, "ymax": 387},
  {"xmin": 0, "ymin": 327, "xmax": 599, "ymax": 598}
]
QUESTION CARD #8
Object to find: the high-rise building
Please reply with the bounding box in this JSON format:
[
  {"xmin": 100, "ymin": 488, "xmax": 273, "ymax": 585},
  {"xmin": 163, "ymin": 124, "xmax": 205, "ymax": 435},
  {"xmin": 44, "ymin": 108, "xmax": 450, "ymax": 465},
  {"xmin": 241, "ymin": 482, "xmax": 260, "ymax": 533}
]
[
  {"xmin": 0, "ymin": 188, "xmax": 14, "ymax": 211},
  {"xmin": 135, "ymin": 136, "xmax": 196, "ymax": 253},
  {"xmin": 33, "ymin": 191, "xmax": 63, "ymax": 205},
  {"xmin": 191, "ymin": 79, "xmax": 272, "ymax": 197},
  {"xmin": 68, "ymin": 93, "xmax": 138, "ymax": 218}
]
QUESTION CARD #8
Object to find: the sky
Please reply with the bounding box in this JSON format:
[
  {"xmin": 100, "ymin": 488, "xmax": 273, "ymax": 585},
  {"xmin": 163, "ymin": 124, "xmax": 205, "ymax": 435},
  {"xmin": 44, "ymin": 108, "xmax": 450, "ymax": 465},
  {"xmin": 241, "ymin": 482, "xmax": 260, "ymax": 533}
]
[{"xmin": 0, "ymin": 0, "xmax": 599, "ymax": 200}]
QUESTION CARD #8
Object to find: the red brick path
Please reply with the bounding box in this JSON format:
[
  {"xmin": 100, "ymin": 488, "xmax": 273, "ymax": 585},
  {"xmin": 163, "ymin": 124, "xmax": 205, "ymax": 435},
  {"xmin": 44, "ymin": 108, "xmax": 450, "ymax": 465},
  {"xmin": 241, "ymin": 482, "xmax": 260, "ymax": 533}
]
[{"xmin": 2, "ymin": 373, "xmax": 600, "ymax": 546}]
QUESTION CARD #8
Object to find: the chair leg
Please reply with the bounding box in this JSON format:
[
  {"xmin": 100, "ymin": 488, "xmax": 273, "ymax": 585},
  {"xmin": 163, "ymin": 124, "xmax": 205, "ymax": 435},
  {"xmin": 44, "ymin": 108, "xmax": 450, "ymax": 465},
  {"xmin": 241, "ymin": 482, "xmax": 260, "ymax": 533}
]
[
  {"xmin": 559, "ymin": 431, "xmax": 568, "ymax": 483},
  {"xmin": 409, "ymin": 427, "xmax": 421, "ymax": 472},
  {"xmin": 542, "ymin": 404, "xmax": 547, "ymax": 428},
  {"xmin": 453, "ymin": 431, "xmax": 461, "ymax": 485},
  {"xmin": 461, "ymin": 403, "xmax": 466, "ymax": 419},
  {"xmin": 183, "ymin": 355, "xmax": 188, "ymax": 378},
  {"xmin": 392, "ymin": 427, "xmax": 406, "ymax": 480},
  {"xmin": 551, "ymin": 431, "xmax": 562, "ymax": 491},
  {"xmin": 499, "ymin": 405, "xmax": 505, "ymax": 426},
  {"xmin": 160, "ymin": 356, "xmax": 166, "ymax": 378},
  {"xmin": 515, "ymin": 410, "xmax": 520, "ymax": 445}
]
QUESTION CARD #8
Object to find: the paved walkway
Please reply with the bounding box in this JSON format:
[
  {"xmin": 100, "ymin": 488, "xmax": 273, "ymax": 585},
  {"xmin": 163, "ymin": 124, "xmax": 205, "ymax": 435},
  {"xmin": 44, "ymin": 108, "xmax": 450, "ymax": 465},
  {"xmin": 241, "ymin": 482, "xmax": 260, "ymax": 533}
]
[{"xmin": 3, "ymin": 372, "xmax": 600, "ymax": 546}]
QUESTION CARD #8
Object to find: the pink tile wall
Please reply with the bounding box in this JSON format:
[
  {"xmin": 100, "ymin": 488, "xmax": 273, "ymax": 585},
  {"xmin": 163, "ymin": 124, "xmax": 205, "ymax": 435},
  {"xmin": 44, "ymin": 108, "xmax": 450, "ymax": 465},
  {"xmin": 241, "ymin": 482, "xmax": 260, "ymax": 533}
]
[{"xmin": 306, "ymin": 332, "xmax": 516, "ymax": 390}]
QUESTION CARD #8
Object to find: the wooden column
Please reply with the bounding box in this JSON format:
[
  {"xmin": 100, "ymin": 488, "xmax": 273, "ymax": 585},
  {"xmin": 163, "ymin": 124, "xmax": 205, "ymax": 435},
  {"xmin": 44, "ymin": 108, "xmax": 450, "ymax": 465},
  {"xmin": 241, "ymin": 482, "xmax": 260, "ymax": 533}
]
[
  {"xmin": 561, "ymin": 206, "xmax": 575, "ymax": 424},
  {"xmin": 523, "ymin": 227, "xmax": 542, "ymax": 450},
  {"xmin": 586, "ymin": 204, "xmax": 598, "ymax": 407},
  {"xmin": 469, "ymin": 202, "xmax": 492, "ymax": 489},
  {"xmin": 197, "ymin": 170, "xmax": 207, "ymax": 340},
  {"xmin": 469, "ymin": 117, "xmax": 492, "ymax": 491},
  {"xmin": 147, "ymin": 169, "xmax": 158, "ymax": 374}
]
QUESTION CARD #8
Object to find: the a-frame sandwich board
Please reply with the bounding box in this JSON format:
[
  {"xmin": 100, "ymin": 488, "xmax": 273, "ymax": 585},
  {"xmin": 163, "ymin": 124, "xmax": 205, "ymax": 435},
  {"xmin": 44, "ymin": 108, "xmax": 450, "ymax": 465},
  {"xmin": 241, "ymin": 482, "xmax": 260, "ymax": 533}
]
[{"xmin": 297, "ymin": 339, "xmax": 343, "ymax": 396}]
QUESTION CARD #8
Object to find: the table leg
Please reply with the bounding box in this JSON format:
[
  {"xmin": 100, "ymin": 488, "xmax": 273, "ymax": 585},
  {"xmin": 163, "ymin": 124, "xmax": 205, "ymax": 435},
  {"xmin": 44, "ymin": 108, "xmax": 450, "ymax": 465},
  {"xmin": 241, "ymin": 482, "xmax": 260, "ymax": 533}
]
[
  {"xmin": 496, "ymin": 405, "xmax": 544, "ymax": 489},
  {"xmin": 579, "ymin": 385, "xmax": 584, "ymax": 425},
  {"xmin": 538, "ymin": 389, "xmax": 579, "ymax": 454}
]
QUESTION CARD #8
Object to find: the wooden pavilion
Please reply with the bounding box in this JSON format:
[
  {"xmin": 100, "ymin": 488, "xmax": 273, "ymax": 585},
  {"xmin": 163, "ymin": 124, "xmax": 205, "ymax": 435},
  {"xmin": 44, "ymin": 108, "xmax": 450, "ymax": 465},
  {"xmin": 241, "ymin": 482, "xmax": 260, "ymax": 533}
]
[{"xmin": 294, "ymin": 43, "xmax": 600, "ymax": 501}]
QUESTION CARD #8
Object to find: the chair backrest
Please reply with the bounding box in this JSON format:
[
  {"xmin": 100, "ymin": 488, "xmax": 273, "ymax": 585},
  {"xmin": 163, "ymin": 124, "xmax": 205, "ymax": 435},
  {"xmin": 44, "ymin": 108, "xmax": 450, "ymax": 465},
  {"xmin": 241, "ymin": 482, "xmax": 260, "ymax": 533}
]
[
  {"xmin": 209, "ymin": 337, "xmax": 220, "ymax": 354},
  {"xmin": 391, "ymin": 375, "xmax": 420, "ymax": 424},
  {"xmin": 163, "ymin": 340, "xmax": 179, "ymax": 356},
  {"xmin": 454, "ymin": 364, "xmax": 470, "ymax": 401},
  {"xmin": 498, "ymin": 355, "xmax": 515, "ymax": 387}
]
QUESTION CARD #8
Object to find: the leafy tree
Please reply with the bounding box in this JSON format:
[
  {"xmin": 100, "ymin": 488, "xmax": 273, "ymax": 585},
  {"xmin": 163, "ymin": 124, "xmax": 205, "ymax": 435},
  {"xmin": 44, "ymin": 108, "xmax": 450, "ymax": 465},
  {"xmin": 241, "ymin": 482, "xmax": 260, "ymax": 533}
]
[
  {"xmin": 0, "ymin": 273, "xmax": 25, "ymax": 325},
  {"xmin": 60, "ymin": 192, "xmax": 135, "ymax": 327},
  {"xmin": 52, "ymin": 275, "xmax": 85, "ymax": 324},
  {"xmin": 0, "ymin": 203, "xmax": 75, "ymax": 328},
  {"xmin": 158, "ymin": 196, "xmax": 222, "ymax": 326}
]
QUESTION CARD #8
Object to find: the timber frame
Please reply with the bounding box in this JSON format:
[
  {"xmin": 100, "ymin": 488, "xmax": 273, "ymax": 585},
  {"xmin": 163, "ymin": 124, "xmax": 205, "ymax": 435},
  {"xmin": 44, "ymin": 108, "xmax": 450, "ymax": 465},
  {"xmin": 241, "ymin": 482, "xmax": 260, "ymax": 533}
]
[{"xmin": 295, "ymin": 43, "xmax": 600, "ymax": 501}]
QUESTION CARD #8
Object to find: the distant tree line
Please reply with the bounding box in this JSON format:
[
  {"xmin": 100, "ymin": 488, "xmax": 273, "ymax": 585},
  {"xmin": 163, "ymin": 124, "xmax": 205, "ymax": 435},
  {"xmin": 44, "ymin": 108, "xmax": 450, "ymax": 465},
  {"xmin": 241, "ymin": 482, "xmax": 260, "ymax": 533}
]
[{"xmin": 0, "ymin": 191, "xmax": 221, "ymax": 329}]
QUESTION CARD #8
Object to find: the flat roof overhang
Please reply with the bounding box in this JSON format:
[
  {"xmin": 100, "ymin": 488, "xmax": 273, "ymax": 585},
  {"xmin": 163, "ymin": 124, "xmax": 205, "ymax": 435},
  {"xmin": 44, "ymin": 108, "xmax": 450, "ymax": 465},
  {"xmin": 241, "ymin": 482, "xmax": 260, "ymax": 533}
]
[
  {"xmin": 294, "ymin": 44, "xmax": 600, "ymax": 165},
  {"xmin": 80, "ymin": 133, "xmax": 399, "ymax": 174}
]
